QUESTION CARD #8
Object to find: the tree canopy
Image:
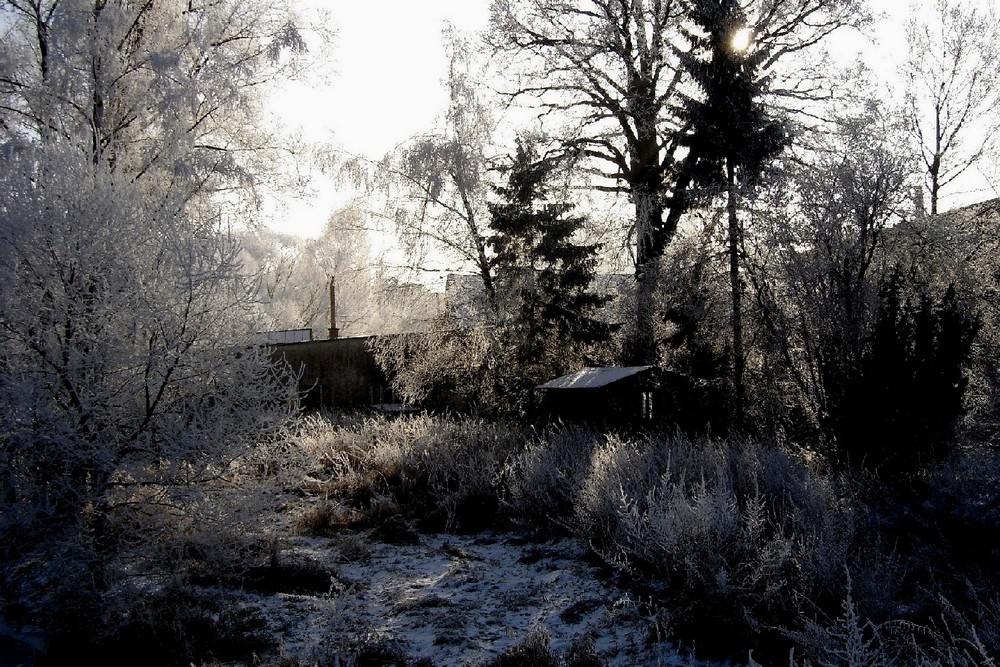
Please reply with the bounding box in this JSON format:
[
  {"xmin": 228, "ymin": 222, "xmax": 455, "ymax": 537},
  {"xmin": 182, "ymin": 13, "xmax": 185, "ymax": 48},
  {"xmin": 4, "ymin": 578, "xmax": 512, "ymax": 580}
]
[{"xmin": 488, "ymin": 0, "xmax": 868, "ymax": 361}]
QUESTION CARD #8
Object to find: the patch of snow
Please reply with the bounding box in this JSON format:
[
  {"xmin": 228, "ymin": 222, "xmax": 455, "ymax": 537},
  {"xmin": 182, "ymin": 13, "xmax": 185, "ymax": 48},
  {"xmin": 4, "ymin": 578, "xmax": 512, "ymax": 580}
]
[{"xmin": 255, "ymin": 531, "xmax": 728, "ymax": 666}]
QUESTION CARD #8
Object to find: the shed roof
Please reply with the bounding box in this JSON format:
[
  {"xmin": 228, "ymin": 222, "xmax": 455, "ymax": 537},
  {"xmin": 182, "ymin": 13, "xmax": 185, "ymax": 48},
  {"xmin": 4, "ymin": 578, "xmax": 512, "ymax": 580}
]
[{"xmin": 538, "ymin": 366, "xmax": 654, "ymax": 390}]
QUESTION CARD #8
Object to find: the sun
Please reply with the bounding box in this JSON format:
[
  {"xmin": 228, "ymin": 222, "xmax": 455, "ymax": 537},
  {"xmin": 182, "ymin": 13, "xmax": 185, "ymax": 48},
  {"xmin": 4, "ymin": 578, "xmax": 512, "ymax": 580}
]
[{"xmin": 730, "ymin": 26, "xmax": 754, "ymax": 53}]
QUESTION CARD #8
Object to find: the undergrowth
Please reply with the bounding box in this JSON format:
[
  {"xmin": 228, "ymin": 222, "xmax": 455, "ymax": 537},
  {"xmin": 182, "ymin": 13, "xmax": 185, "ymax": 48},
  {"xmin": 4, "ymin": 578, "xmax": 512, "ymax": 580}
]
[
  {"xmin": 16, "ymin": 411, "xmax": 996, "ymax": 665},
  {"xmin": 287, "ymin": 412, "xmax": 1000, "ymax": 665}
]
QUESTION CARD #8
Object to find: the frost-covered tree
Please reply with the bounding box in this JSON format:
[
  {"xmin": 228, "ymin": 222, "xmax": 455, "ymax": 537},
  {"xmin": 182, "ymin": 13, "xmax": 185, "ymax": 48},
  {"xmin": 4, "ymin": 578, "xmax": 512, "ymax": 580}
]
[
  {"xmin": 751, "ymin": 101, "xmax": 980, "ymax": 475},
  {"xmin": 0, "ymin": 0, "xmax": 307, "ymax": 209},
  {"xmin": 902, "ymin": 0, "xmax": 1000, "ymax": 214},
  {"xmin": 0, "ymin": 0, "xmax": 308, "ymax": 639},
  {"xmin": 242, "ymin": 205, "xmax": 376, "ymax": 335},
  {"xmin": 0, "ymin": 144, "xmax": 298, "ymax": 636},
  {"xmin": 372, "ymin": 139, "xmax": 611, "ymax": 416},
  {"xmin": 241, "ymin": 205, "xmax": 442, "ymax": 337},
  {"xmin": 751, "ymin": 102, "xmax": 911, "ymax": 442},
  {"xmin": 378, "ymin": 26, "xmax": 500, "ymax": 305}
]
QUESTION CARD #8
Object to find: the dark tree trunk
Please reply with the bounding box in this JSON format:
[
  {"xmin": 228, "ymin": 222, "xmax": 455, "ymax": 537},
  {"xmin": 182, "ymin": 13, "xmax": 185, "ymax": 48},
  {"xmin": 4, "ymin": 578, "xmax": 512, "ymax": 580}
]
[
  {"xmin": 727, "ymin": 158, "xmax": 744, "ymax": 428},
  {"xmin": 632, "ymin": 186, "xmax": 666, "ymax": 365}
]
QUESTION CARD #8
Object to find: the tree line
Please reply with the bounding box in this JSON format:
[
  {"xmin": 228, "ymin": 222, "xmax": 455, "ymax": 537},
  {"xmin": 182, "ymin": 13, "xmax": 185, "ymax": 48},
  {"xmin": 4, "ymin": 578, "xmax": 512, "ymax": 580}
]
[{"xmin": 370, "ymin": 0, "xmax": 998, "ymax": 482}]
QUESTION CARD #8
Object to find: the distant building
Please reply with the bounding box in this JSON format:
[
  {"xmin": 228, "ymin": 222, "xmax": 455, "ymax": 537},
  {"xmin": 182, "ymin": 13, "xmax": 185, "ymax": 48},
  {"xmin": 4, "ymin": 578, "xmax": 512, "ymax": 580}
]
[
  {"xmin": 888, "ymin": 198, "xmax": 1000, "ymax": 286},
  {"xmin": 269, "ymin": 335, "xmax": 397, "ymax": 411},
  {"xmin": 252, "ymin": 328, "xmax": 313, "ymax": 345},
  {"xmin": 262, "ymin": 277, "xmax": 400, "ymax": 412}
]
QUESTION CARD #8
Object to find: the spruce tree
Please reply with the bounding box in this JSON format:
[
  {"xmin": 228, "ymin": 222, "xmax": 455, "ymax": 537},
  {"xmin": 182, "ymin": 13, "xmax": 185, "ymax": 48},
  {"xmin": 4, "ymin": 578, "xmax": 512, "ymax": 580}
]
[
  {"xmin": 829, "ymin": 271, "xmax": 980, "ymax": 478},
  {"xmin": 676, "ymin": 0, "xmax": 789, "ymax": 428},
  {"xmin": 486, "ymin": 138, "xmax": 611, "ymax": 415}
]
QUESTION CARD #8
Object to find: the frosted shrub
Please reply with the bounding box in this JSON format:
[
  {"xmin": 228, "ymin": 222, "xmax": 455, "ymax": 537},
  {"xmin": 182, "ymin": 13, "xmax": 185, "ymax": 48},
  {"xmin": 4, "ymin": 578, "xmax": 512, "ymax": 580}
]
[
  {"xmin": 573, "ymin": 433, "xmax": 670, "ymax": 550},
  {"xmin": 365, "ymin": 415, "xmax": 523, "ymax": 497},
  {"xmin": 0, "ymin": 147, "xmax": 298, "ymax": 641},
  {"xmin": 286, "ymin": 413, "xmax": 370, "ymax": 488},
  {"xmin": 570, "ymin": 431, "xmax": 855, "ymax": 650},
  {"xmin": 782, "ymin": 575, "xmax": 894, "ymax": 667},
  {"xmin": 503, "ymin": 423, "xmax": 604, "ymax": 524},
  {"xmin": 787, "ymin": 579, "xmax": 999, "ymax": 666},
  {"xmin": 291, "ymin": 414, "xmax": 527, "ymax": 531},
  {"xmin": 626, "ymin": 458, "xmax": 742, "ymax": 574}
]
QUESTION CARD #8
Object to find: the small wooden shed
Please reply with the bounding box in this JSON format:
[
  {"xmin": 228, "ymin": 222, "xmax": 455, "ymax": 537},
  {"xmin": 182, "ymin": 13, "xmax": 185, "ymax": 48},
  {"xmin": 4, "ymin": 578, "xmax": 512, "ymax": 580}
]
[{"xmin": 537, "ymin": 366, "xmax": 662, "ymax": 423}]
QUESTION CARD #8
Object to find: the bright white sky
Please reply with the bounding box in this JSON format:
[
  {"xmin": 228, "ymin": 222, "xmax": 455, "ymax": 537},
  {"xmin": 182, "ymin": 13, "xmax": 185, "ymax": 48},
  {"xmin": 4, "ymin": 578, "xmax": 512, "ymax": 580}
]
[
  {"xmin": 264, "ymin": 1, "xmax": 492, "ymax": 238},
  {"xmin": 263, "ymin": 1, "xmax": 996, "ymax": 239},
  {"xmin": 282, "ymin": 0, "xmax": 491, "ymax": 155}
]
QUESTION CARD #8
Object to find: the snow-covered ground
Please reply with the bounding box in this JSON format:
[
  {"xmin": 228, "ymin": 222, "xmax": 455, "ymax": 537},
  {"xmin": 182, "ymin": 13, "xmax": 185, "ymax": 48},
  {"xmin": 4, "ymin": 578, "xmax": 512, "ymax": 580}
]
[{"xmin": 261, "ymin": 530, "xmax": 723, "ymax": 666}]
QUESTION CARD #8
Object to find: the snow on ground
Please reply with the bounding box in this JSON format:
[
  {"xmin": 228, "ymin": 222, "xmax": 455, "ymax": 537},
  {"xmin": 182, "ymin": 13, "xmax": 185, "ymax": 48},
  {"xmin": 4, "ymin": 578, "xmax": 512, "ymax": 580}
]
[{"xmin": 260, "ymin": 530, "xmax": 728, "ymax": 666}]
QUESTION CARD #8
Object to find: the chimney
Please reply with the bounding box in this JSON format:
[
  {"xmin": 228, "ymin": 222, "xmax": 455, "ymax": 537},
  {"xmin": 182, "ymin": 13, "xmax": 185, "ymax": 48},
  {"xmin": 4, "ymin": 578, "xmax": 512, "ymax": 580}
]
[{"xmin": 328, "ymin": 275, "xmax": 340, "ymax": 339}]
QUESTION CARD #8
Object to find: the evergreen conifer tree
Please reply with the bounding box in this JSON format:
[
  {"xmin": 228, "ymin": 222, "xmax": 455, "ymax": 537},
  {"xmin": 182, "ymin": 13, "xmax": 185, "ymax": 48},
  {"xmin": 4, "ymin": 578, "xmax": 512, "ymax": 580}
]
[
  {"xmin": 676, "ymin": 0, "xmax": 789, "ymax": 427},
  {"xmin": 486, "ymin": 138, "xmax": 611, "ymax": 415},
  {"xmin": 827, "ymin": 270, "xmax": 980, "ymax": 477}
]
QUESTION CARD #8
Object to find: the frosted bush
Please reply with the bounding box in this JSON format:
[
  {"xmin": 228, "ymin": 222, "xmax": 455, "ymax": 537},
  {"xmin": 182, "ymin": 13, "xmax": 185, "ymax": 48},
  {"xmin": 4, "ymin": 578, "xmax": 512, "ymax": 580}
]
[
  {"xmin": 504, "ymin": 423, "xmax": 604, "ymax": 524},
  {"xmin": 364, "ymin": 415, "xmax": 523, "ymax": 497},
  {"xmin": 573, "ymin": 433, "xmax": 667, "ymax": 549},
  {"xmin": 289, "ymin": 414, "xmax": 527, "ymax": 531},
  {"xmin": 283, "ymin": 415, "xmax": 865, "ymax": 655},
  {"xmin": 0, "ymin": 147, "xmax": 299, "ymax": 640},
  {"xmin": 567, "ymin": 431, "xmax": 856, "ymax": 644},
  {"xmin": 786, "ymin": 578, "xmax": 999, "ymax": 667}
]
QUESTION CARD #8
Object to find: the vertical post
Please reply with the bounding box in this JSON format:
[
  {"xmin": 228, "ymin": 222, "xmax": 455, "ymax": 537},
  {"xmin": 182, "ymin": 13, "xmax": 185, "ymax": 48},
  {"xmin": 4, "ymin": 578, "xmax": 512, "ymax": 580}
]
[{"xmin": 328, "ymin": 276, "xmax": 340, "ymax": 340}]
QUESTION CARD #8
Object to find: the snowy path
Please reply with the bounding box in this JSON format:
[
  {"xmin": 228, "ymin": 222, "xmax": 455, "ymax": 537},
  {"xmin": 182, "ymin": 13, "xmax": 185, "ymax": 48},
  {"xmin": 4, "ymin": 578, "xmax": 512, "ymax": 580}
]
[{"xmin": 264, "ymin": 531, "xmax": 709, "ymax": 666}]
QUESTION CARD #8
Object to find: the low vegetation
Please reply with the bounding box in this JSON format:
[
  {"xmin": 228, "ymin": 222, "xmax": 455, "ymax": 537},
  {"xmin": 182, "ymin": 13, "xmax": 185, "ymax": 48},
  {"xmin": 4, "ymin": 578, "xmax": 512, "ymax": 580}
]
[
  {"xmin": 269, "ymin": 413, "xmax": 1000, "ymax": 665},
  {"xmin": 2, "ymin": 404, "xmax": 999, "ymax": 665}
]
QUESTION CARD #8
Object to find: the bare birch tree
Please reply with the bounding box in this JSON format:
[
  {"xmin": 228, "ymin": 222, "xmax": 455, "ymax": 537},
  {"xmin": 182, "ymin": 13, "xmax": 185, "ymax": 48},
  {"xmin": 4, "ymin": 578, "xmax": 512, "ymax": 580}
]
[
  {"xmin": 902, "ymin": 0, "xmax": 1000, "ymax": 214},
  {"xmin": 378, "ymin": 26, "xmax": 500, "ymax": 308}
]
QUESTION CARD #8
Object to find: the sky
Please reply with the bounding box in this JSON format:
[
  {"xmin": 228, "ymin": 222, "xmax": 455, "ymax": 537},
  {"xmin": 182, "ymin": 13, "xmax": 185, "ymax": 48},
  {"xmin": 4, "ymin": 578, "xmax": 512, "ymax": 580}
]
[
  {"xmin": 263, "ymin": 1, "xmax": 997, "ymax": 239},
  {"xmin": 263, "ymin": 1, "xmax": 492, "ymax": 238},
  {"xmin": 274, "ymin": 1, "xmax": 491, "ymax": 156}
]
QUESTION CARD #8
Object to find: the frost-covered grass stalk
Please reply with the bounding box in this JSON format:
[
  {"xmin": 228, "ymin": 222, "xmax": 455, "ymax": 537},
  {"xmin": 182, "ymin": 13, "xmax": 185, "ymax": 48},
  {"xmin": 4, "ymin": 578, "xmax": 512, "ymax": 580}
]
[{"xmin": 780, "ymin": 575, "xmax": 1000, "ymax": 666}]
